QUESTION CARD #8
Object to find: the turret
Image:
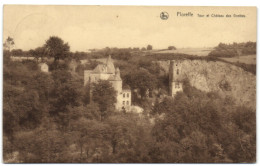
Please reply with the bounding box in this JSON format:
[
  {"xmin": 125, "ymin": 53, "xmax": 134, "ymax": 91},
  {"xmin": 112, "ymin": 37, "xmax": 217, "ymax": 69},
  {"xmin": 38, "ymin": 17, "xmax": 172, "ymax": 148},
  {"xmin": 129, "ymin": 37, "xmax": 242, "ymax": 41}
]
[
  {"xmin": 106, "ymin": 55, "xmax": 115, "ymax": 74},
  {"xmin": 169, "ymin": 60, "xmax": 183, "ymax": 97},
  {"xmin": 169, "ymin": 60, "xmax": 174, "ymax": 83},
  {"xmin": 115, "ymin": 67, "xmax": 121, "ymax": 80},
  {"xmin": 169, "ymin": 60, "xmax": 181, "ymax": 82}
]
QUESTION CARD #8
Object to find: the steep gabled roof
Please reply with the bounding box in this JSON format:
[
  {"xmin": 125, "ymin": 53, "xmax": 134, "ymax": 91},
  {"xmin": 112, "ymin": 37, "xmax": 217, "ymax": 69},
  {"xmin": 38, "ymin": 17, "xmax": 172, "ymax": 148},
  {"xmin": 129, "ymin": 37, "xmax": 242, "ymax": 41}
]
[
  {"xmin": 107, "ymin": 74, "xmax": 121, "ymax": 81},
  {"xmin": 93, "ymin": 64, "xmax": 107, "ymax": 73},
  {"xmin": 106, "ymin": 55, "xmax": 115, "ymax": 74},
  {"xmin": 91, "ymin": 55, "xmax": 116, "ymax": 74}
]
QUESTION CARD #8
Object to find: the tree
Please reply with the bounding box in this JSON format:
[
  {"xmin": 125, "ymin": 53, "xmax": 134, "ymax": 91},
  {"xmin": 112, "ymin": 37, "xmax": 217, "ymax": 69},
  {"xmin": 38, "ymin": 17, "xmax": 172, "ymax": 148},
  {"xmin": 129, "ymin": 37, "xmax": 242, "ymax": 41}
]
[
  {"xmin": 84, "ymin": 102, "xmax": 101, "ymax": 120},
  {"xmin": 3, "ymin": 36, "xmax": 15, "ymax": 51},
  {"xmin": 92, "ymin": 80, "xmax": 117, "ymax": 120},
  {"xmin": 147, "ymin": 45, "xmax": 153, "ymax": 51},
  {"xmin": 124, "ymin": 68, "xmax": 157, "ymax": 99},
  {"xmin": 28, "ymin": 73, "xmax": 54, "ymax": 103},
  {"xmin": 44, "ymin": 36, "xmax": 70, "ymax": 61},
  {"xmin": 11, "ymin": 49, "xmax": 23, "ymax": 57},
  {"xmin": 13, "ymin": 90, "xmax": 43, "ymax": 130},
  {"xmin": 49, "ymin": 70, "xmax": 83, "ymax": 129},
  {"xmin": 102, "ymin": 113, "xmax": 153, "ymax": 162},
  {"xmin": 68, "ymin": 117, "xmax": 110, "ymax": 162},
  {"xmin": 29, "ymin": 47, "xmax": 46, "ymax": 62},
  {"xmin": 14, "ymin": 127, "xmax": 68, "ymax": 163},
  {"xmin": 141, "ymin": 47, "xmax": 146, "ymax": 51},
  {"xmin": 168, "ymin": 46, "xmax": 176, "ymax": 50}
]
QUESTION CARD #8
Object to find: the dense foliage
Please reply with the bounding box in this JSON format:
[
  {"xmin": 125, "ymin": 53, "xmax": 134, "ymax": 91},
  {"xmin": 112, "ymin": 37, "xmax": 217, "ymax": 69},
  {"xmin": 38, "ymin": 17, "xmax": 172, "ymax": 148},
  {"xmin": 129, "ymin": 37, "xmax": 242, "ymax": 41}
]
[
  {"xmin": 151, "ymin": 82, "xmax": 255, "ymax": 163},
  {"xmin": 209, "ymin": 42, "xmax": 256, "ymax": 58},
  {"xmin": 3, "ymin": 52, "xmax": 255, "ymax": 163},
  {"xmin": 44, "ymin": 36, "xmax": 70, "ymax": 61}
]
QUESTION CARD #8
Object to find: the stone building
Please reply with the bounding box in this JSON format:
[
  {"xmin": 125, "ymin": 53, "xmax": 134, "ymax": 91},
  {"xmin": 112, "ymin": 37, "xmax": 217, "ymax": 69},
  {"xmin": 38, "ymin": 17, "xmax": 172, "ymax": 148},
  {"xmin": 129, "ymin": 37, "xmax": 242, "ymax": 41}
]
[
  {"xmin": 169, "ymin": 60, "xmax": 183, "ymax": 97},
  {"xmin": 84, "ymin": 55, "xmax": 131, "ymax": 111},
  {"xmin": 38, "ymin": 62, "xmax": 49, "ymax": 73}
]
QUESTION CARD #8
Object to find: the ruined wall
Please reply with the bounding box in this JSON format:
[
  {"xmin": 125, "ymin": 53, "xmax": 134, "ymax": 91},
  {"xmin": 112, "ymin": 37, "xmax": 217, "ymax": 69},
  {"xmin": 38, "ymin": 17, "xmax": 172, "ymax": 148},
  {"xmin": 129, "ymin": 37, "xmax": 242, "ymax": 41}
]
[
  {"xmin": 169, "ymin": 60, "xmax": 183, "ymax": 96},
  {"xmin": 156, "ymin": 60, "xmax": 256, "ymax": 109},
  {"xmin": 170, "ymin": 81, "xmax": 183, "ymax": 96}
]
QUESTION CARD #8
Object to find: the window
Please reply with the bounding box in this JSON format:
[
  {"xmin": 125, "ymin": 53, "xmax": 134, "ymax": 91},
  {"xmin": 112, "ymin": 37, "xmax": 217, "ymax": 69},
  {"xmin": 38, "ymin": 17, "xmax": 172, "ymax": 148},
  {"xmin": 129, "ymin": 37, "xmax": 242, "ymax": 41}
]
[
  {"xmin": 126, "ymin": 101, "xmax": 129, "ymax": 105},
  {"xmin": 123, "ymin": 93, "xmax": 125, "ymax": 98},
  {"xmin": 123, "ymin": 101, "xmax": 125, "ymax": 105},
  {"xmin": 177, "ymin": 69, "xmax": 179, "ymax": 75},
  {"xmin": 127, "ymin": 93, "xmax": 129, "ymax": 98}
]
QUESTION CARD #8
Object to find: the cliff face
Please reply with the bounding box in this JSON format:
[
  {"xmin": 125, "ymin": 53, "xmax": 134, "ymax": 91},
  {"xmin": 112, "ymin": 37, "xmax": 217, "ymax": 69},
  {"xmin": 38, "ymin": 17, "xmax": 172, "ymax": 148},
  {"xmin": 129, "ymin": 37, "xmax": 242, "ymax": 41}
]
[{"xmin": 157, "ymin": 60, "xmax": 256, "ymax": 109}]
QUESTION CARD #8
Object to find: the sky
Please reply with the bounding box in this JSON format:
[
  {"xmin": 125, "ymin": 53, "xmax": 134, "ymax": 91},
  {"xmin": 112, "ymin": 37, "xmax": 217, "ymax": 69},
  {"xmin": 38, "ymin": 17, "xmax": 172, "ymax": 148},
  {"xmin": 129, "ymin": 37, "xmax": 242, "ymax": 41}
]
[{"xmin": 3, "ymin": 5, "xmax": 257, "ymax": 52}]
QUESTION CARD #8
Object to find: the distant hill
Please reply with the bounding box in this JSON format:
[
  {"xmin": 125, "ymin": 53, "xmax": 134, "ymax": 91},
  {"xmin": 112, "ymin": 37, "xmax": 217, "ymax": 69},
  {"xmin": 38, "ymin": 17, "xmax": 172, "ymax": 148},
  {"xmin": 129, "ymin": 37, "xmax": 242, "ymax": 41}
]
[{"xmin": 149, "ymin": 47, "xmax": 213, "ymax": 56}]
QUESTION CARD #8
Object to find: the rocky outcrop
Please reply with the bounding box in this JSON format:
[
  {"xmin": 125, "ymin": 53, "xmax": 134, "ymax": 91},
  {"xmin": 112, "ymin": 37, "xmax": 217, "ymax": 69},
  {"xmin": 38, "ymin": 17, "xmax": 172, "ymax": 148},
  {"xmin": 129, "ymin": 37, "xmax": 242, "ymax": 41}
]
[{"xmin": 156, "ymin": 60, "xmax": 256, "ymax": 109}]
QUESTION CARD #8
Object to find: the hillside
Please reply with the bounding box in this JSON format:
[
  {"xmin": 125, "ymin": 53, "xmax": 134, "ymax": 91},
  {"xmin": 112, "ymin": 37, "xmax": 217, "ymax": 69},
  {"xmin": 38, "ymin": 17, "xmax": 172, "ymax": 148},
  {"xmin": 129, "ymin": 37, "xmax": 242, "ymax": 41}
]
[
  {"xmin": 220, "ymin": 54, "xmax": 256, "ymax": 65},
  {"xmin": 151, "ymin": 47, "xmax": 213, "ymax": 56},
  {"xmin": 209, "ymin": 42, "xmax": 256, "ymax": 58},
  {"xmin": 156, "ymin": 60, "xmax": 256, "ymax": 109}
]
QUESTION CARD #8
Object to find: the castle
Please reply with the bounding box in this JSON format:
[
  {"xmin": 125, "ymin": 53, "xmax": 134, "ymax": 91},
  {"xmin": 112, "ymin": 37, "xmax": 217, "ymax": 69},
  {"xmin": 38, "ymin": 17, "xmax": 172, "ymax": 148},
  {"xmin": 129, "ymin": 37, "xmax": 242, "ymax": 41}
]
[
  {"xmin": 84, "ymin": 55, "xmax": 131, "ymax": 111},
  {"xmin": 83, "ymin": 57, "xmax": 181, "ymax": 110},
  {"xmin": 169, "ymin": 60, "xmax": 183, "ymax": 96}
]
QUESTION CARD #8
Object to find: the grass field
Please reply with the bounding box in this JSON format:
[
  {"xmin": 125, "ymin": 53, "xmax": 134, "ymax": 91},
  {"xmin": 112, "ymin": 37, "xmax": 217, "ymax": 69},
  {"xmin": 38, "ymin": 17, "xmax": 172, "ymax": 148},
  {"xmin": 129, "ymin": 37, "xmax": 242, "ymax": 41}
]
[
  {"xmin": 151, "ymin": 47, "xmax": 213, "ymax": 56},
  {"xmin": 220, "ymin": 55, "xmax": 256, "ymax": 65}
]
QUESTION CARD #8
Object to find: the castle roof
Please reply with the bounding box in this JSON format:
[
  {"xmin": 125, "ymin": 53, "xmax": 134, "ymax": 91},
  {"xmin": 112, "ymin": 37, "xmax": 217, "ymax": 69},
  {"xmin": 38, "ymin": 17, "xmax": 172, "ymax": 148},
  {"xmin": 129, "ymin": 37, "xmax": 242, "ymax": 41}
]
[
  {"xmin": 93, "ymin": 64, "xmax": 107, "ymax": 73},
  {"xmin": 91, "ymin": 55, "xmax": 116, "ymax": 74},
  {"xmin": 106, "ymin": 55, "xmax": 115, "ymax": 74}
]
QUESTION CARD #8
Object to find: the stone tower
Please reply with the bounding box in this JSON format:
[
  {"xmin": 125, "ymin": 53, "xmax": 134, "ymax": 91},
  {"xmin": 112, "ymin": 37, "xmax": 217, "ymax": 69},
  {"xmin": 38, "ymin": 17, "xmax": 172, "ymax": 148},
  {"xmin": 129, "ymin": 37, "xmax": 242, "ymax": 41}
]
[
  {"xmin": 110, "ymin": 67, "xmax": 123, "ymax": 94},
  {"xmin": 169, "ymin": 60, "xmax": 183, "ymax": 97}
]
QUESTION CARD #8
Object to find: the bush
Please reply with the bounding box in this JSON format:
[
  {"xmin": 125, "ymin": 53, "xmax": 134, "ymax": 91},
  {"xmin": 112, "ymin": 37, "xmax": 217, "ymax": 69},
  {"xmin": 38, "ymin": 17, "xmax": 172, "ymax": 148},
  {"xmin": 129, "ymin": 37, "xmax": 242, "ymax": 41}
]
[{"xmin": 168, "ymin": 46, "xmax": 176, "ymax": 50}]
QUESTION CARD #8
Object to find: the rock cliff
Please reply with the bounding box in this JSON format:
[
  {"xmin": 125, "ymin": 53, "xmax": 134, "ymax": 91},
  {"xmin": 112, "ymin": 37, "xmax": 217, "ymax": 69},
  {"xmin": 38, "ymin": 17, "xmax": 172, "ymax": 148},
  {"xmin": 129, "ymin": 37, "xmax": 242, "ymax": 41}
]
[{"xmin": 156, "ymin": 60, "xmax": 256, "ymax": 109}]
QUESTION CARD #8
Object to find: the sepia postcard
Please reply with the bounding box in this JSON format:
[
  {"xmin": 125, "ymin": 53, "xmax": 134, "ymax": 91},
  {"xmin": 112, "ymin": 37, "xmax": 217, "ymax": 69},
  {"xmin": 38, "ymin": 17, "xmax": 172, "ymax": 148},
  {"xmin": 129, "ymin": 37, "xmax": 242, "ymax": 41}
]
[{"xmin": 3, "ymin": 5, "xmax": 256, "ymax": 163}]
